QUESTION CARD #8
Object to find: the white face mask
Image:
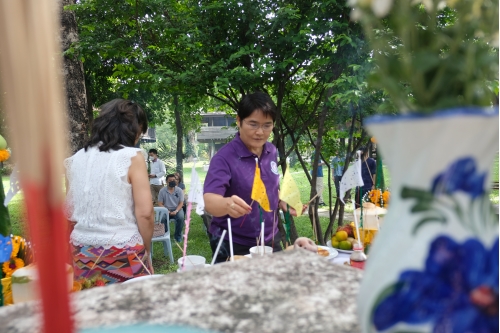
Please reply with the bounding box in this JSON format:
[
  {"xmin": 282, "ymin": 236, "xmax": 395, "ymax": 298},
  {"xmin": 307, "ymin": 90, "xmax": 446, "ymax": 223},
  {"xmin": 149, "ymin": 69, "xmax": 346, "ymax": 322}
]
[{"xmin": 149, "ymin": 156, "xmax": 155, "ymax": 161}]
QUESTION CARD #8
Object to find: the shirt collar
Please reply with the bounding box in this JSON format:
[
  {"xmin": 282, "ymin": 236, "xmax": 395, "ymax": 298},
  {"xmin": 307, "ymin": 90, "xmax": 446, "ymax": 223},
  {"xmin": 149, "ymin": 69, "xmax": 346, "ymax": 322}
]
[{"xmin": 233, "ymin": 132, "xmax": 272, "ymax": 158}]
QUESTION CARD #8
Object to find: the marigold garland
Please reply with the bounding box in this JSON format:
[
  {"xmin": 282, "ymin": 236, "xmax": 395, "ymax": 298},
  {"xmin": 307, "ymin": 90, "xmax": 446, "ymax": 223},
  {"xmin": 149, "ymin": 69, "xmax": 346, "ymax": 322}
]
[
  {"xmin": 0, "ymin": 149, "xmax": 10, "ymax": 162},
  {"xmin": 2, "ymin": 257, "xmax": 24, "ymax": 277},
  {"xmin": 10, "ymin": 236, "xmax": 23, "ymax": 258},
  {"xmin": 366, "ymin": 188, "xmax": 390, "ymax": 208}
]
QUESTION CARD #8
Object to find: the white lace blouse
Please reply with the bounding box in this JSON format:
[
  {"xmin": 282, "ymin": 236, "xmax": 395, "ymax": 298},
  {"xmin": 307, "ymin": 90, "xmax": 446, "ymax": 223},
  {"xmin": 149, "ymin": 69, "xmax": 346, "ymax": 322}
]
[{"xmin": 64, "ymin": 145, "xmax": 146, "ymax": 249}]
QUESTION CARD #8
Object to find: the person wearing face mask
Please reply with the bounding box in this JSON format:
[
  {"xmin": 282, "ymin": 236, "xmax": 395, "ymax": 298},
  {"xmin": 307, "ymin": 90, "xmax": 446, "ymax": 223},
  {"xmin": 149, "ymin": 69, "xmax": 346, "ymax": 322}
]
[
  {"xmin": 158, "ymin": 174, "xmax": 185, "ymax": 243},
  {"xmin": 148, "ymin": 149, "xmax": 166, "ymax": 205}
]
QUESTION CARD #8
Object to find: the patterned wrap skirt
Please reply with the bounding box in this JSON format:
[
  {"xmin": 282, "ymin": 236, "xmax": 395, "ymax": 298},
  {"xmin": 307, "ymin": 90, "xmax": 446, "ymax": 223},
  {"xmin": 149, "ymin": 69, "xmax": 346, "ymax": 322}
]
[{"xmin": 71, "ymin": 243, "xmax": 151, "ymax": 284}]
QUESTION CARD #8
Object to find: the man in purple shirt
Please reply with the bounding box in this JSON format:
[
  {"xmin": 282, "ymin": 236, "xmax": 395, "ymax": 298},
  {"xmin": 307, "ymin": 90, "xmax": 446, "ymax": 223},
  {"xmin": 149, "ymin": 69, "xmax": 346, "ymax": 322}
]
[{"xmin": 203, "ymin": 92, "xmax": 301, "ymax": 263}]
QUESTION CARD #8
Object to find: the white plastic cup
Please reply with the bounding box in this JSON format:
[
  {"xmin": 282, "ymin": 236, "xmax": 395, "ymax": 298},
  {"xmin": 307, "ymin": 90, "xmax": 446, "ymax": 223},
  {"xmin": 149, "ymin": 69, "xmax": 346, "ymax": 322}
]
[
  {"xmin": 249, "ymin": 246, "xmax": 273, "ymax": 258},
  {"xmin": 177, "ymin": 255, "xmax": 206, "ymax": 271}
]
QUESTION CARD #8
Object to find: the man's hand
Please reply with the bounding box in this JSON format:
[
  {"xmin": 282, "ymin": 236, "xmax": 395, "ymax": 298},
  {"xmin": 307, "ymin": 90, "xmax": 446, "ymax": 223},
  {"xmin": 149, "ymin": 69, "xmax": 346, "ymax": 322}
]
[
  {"xmin": 149, "ymin": 174, "xmax": 155, "ymax": 178},
  {"xmin": 169, "ymin": 210, "xmax": 177, "ymax": 216}
]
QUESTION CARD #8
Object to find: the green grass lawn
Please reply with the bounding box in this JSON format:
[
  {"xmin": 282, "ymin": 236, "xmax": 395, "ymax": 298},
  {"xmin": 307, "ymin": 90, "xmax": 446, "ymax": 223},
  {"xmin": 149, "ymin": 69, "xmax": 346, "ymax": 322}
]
[{"xmin": 4, "ymin": 152, "xmax": 499, "ymax": 274}]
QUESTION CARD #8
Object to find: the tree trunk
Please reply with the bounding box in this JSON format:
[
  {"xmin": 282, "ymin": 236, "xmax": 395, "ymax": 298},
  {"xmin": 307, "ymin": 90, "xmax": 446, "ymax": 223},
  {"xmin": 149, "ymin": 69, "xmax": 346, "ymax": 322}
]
[
  {"xmin": 60, "ymin": 0, "xmax": 89, "ymax": 154},
  {"xmin": 324, "ymin": 196, "xmax": 340, "ymax": 241},
  {"xmin": 308, "ymin": 89, "xmax": 331, "ymax": 245},
  {"xmin": 173, "ymin": 95, "xmax": 183, "ymax": 173}
]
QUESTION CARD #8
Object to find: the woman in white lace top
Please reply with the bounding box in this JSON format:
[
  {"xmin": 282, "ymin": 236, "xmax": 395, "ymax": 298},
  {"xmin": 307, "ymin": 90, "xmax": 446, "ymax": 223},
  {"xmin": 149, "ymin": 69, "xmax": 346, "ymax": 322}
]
[{"xmin": 65, "ymin": 99, "xmax": 154, "ymax": 283}]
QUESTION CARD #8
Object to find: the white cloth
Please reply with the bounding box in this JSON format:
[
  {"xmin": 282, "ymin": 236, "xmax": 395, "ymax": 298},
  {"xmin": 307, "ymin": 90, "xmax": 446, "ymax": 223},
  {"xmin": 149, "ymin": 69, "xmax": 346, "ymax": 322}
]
[
  {"xmin": 149, "ymin": 159, "xmax": 166, "ymax": 185},
  {"xmin": 329, "ymin": 252, "xmax": 351, "ymax": 265},
  {"xmin": 64, "ymin": 145, "xmax": 144, "ymax": 249},
  {"xmin": 188, "ymin": 163, "xmax": 205, "ymax": 215},
  {"xmin": 339, "ymin": 152, "xmax": 364, "ymax": 203}
]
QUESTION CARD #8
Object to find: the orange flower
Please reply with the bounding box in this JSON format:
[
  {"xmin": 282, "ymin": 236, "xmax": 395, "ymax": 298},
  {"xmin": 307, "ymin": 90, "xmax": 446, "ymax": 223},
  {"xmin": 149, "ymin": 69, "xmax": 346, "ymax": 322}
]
[
  {"xmin": 382, "ymin": 191, "xmax": 390, "ymax": 205},
  {"xmin": 0, "ymin": 149, "xmax": 10, "ymax": 162},
  {"xmin": 2, "ymin": 257, "xmax": 24, "ymax": 277},
  {"xmin": 10, "ymin": 236, "xmax": 22, "ymax": 258},
  {"xmin": 369, "ymin": 190, "xmax": 381, "ymax": 207}
]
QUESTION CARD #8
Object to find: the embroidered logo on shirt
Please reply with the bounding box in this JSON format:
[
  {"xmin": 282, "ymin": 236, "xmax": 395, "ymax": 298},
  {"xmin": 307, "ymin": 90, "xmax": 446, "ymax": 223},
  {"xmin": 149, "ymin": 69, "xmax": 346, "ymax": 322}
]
[{"xmin": 270, "ymin": 161, "xmax": 279, "ymax": 175}]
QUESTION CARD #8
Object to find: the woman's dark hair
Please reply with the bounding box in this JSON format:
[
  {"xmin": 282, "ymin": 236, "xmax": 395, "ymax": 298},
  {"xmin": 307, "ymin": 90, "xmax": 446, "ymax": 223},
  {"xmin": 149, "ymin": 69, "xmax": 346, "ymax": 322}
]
[
  {"xmin": 360, "ymin": 145, "xmax": 370, "ymax": 160},
  {"xmin": 85, "ymin": 99, "xmax": 148, "ymax": 152},
  {"xmin": 174, "ymin": 171, "xmax": 183, "ymax": 183},
  {"xmin": 237, "ymin": 91, "xmax": 277, "ymax": 122}
]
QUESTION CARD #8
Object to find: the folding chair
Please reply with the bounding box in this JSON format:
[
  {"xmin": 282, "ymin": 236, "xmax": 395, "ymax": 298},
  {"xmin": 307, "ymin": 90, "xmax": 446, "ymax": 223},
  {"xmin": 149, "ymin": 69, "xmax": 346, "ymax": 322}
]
[{"xmin": 152, "ymin": 207, "xmax": 174, "ymax": 263}]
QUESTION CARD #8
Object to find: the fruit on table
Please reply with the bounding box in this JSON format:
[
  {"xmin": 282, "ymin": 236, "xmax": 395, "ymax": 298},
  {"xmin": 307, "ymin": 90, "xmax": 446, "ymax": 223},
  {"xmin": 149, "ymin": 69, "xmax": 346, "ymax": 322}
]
[
  {"xmin": 331, "ymin": 238, "xmax": 339, "ymax": 249},
  {"xmin": 339, "ymin": 241, "xmax": 352, "ymax": 250},
  {"xmin": 335, "ymin": 230, "xmax": 348, "ymax": 241},
  {"xmin": 336, "ymin": 225, "xmax": 354, "ymax": 238}
]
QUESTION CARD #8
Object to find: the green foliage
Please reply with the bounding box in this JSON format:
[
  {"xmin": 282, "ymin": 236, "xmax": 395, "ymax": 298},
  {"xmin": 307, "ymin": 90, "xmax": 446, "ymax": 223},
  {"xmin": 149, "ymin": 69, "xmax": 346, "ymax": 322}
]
[{"xmin": 351, "ymin": 0, "xmax": 499, "ymax": 112}]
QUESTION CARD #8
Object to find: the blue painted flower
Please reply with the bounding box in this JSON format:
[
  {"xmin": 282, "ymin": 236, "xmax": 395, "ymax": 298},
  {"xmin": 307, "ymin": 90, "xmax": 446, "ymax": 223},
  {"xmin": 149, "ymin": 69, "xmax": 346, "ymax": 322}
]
[
  {"xmin": 373, "ymin": 236, "xmax": 498, "ymax": 333},
  {"xmin": 0, "ymin": 234, "xmax": 12, "ymax": 262},
  {"xmin": 431, "ymin": 157, "xmax": 486, "ymax": 198}
]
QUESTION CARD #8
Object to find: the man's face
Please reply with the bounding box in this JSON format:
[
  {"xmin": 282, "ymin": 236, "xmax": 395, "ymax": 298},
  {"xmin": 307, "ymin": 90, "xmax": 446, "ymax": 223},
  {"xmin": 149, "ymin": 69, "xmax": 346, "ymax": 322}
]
[
  {"xmin": 149, "ymin": 153, "xmax": 156, "ymax": 160},
  {"xmin": 167, "ymin": 177, "xmax": 176, "ymax": 185}
]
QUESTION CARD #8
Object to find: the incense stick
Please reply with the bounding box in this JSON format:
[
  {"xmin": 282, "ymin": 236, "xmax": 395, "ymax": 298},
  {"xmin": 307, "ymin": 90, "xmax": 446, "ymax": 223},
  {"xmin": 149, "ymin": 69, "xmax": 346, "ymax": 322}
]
[
  {"xmin": 0, "ymin": 1, "xmax": 72, "ymax": 332},
  {"xmin": 352, "ymin": 202, "xmax": 362, "ymax": 248},
  {"xmin": 175, "ymin": 241, "xmax": 195, "ymax": 266},
  {"xmin": 272, "ymin": 210, "xmax": 276, "ymax": 250},
  {"xmin": 85, "ymin": 233, "xmax": 117, "ymax": 278},
  {"xmin": 306, "ymin": 193, "xmax": 320, "ymax": 206},
  {"xmin": 260, "ymin": 222, "xmax": 265, "ymax": 256},
  {"xmin": 133, "ymin": 252, "xmax": 152, "ymax": 275},
  {"xmin": 210, "ymin": 230, "xmax": 227, "ymax": 265},
  {"xmin": 228, "ymin": 218, "xmax": 234, "ymax": 262},
  {"xmin": 239, "ymin": 200, "xmax": 254, "ymax": 227}
]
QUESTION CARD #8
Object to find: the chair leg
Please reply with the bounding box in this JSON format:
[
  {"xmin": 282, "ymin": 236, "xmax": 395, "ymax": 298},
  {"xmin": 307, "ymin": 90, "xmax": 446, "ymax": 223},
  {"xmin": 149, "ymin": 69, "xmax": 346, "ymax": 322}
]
[{"xmin": 164, "ymin": 239, "xmax": 174, "ymax": 263}]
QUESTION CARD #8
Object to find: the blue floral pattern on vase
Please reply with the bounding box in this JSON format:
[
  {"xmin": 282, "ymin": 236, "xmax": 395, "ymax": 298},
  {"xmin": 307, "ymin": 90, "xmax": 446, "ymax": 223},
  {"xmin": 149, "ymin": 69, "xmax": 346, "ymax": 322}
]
[
  {"xmin": 431, "ymin": 157, "xmax": 487, "ymax": 199},
  {"xmin": 372, "ymin": 235, "xmax": 499, "ymax": 333},
  {"xmin": 0, "ymin": 234, "xmax": 12, "ymax": 262},
  {"xmin": 401, "ymin": 156, "xmax": 496, "ymax": 235}
]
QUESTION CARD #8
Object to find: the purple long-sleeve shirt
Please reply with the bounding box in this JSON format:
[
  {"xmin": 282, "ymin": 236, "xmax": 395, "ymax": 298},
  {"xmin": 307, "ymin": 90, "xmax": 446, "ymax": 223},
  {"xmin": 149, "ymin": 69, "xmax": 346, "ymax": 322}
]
[{"xmin": 203, "ymin": 133, "xmax": 280, "ymax": 247}]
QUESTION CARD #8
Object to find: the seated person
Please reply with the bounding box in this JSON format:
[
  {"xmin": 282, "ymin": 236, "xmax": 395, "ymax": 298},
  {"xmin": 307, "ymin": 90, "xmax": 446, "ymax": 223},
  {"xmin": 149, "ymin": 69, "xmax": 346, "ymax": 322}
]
[
  {"xmin": 158, "ymin": 174, "xmax": 185, "ymax": 243},
  {"xmin": 174, "ymin": 171, "xmax": 187, "ymax": 215}
]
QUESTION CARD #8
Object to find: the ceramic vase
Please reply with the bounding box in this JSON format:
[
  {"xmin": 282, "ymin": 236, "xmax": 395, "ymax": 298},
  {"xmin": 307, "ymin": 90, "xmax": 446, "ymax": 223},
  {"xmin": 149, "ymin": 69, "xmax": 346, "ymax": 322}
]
[{"xmin": 358, "ymin": 108, "xmax": 499, "ymax": 333}]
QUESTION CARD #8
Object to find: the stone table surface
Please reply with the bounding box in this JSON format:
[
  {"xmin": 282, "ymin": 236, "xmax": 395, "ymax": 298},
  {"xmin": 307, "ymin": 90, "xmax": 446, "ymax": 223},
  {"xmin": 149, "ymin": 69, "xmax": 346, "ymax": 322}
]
[{"xmin": 0, "ymin": 250, "xmax": 363, "ymax": 333}]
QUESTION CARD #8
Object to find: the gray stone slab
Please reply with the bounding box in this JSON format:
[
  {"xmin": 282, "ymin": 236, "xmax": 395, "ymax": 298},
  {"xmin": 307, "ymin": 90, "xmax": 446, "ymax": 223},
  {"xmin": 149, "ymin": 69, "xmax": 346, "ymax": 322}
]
[{"xmin": 0, "ymin": 250, "xmax": 363, "ymax": 333}]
